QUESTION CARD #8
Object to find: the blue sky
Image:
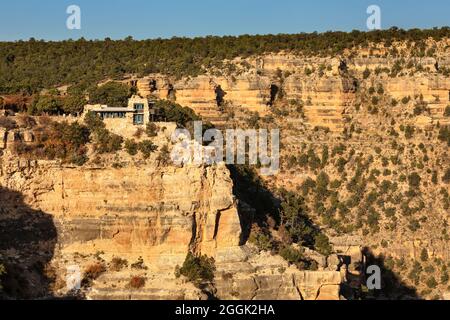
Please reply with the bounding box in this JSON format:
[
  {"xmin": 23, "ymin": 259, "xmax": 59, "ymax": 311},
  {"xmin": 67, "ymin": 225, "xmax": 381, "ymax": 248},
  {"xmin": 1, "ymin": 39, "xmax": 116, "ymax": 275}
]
[{"xmin": 0, "ymin": 0, "xmax": 449, "ymax": 41}]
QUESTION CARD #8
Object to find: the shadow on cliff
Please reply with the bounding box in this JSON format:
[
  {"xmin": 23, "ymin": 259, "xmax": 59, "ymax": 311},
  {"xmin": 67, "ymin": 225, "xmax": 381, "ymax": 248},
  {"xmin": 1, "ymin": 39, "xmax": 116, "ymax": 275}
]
[
  {"xmin": 228, "ymin": 164, "xmax": 322, "ymax": 249},
  {"xmin": 356, "ymin": 247, "xmax": 421, "ymax": 300},
  {"xmin": 228, "ymin": 165, "xmax": 280, "ymax": 245},
  {"xmin": 0, "ymin": 187, "xmax": 57, "ymax": 299}
]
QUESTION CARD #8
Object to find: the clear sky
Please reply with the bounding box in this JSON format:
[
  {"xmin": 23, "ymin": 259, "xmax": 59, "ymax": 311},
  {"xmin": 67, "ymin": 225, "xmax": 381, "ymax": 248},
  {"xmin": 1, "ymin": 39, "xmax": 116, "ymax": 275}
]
[{"xmin": 0, "ymin": 0, "xmax": 449, "ymax": 41}]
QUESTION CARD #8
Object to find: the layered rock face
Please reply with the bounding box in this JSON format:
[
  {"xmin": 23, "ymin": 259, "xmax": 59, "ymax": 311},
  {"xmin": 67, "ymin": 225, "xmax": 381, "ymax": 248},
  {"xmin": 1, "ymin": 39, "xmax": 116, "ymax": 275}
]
[
  {"xmin": 0, "ymin": 143, "xmax": 343, "ymax": 300},
  {"xmin": 0, "ymin": 155, "xmax": 241, "ymax": 264},
  {"xmin": 133, "ymin": 55, "xmax": 356, "ymax": 131},
  {"xmin": 136, "ymin": 74, "xmax": 273, "ymax": 127},
  {"xmin": 137, "ymin": 74, "xmax": 272, "ymax": 113},
  {"xmin": 282, "ymin": 74, "xmax": 356, "ymax": 131},
  {"xmin": 133, "ymin": 52, "xmax": 450, "ymax": 132},
  {"xmin": 136, "ymin": 72, "xmax": 356, "ymax": 131},
  {"xmin": 214, "ymin": 248, "xmax": 341, "ymax": 300},
  {"xmin": 87, "ymin": 247, "xmax": 341, "ymax": 300}
]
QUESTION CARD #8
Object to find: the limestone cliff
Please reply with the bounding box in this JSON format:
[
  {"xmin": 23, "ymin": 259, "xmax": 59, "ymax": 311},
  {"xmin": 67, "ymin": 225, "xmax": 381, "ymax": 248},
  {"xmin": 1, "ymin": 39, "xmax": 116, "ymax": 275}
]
[
  {"xmin": 0, "ymin": 142, "xmax": 342, "ymax": 300},
  {"xmin": 131, "ymin": 50, "xmax": 450, "ymax": 133}
]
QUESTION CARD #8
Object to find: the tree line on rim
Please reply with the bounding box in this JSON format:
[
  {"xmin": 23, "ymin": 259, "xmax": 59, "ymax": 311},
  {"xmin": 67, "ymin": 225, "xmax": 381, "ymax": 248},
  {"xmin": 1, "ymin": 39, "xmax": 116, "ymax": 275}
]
[{"xmin": 1, "ymin": 27, "xmax": 449, "ymax": 94}]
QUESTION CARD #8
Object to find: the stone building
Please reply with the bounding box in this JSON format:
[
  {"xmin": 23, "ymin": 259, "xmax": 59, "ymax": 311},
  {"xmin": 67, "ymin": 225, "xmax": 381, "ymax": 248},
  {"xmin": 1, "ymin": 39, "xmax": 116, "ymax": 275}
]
[{"xmin": 83, "ymin": 95, "xmax": 157, "ymax": 127}]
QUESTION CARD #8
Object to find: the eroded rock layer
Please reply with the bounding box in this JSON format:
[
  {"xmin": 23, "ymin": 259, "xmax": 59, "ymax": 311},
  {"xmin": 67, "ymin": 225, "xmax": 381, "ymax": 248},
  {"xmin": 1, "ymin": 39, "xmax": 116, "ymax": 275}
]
[
  {"xmin": 0, "ymin": 152, "xmax": 342, "ymax": 300},
  {"xmin": 133, "ymin": 52, "xmax": 450, "ymax": 132}
]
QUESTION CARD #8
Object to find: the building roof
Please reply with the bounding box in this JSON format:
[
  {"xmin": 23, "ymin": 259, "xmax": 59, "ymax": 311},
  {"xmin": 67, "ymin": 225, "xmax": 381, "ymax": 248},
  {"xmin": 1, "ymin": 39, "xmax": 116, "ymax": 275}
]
[
  {"xmin": 98, "ymin": 107, "xmax": 132, "ymax": 112},
  {"xmin": 86, "ymin": 105, "xmax": 132, "ymax": 112}
]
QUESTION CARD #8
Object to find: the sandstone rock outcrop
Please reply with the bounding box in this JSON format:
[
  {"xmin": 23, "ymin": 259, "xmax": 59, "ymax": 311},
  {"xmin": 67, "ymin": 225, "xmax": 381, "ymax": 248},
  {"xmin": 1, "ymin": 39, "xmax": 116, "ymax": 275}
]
[
  {"xmin": 214, "ymin": 248, "xmax": 341, "ymax": 300},
  {"xmin": 0, "ymin": 155, "xmax": 241, "ymax": 266},
  {"xmin": 0, "ymin": 147, "xmax": 343, "ymax": 300},
  {"xmin": 131, "ymin": 52, "xmax": 450, "ymax": 133}
]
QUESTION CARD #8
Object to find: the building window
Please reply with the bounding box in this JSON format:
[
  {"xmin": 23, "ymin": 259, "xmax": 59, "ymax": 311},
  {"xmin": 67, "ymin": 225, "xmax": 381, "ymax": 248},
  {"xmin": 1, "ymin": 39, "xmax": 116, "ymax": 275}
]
[
  {"xmin": 133, "ymin": 114, "xmax": 144, "ymax": 125},
  {"xmin": 100, "ymin": 112, "xmax": 126, "ymax": 119},
  {"xmin": 134, "ymin": 103, "xmax": 144, "ymax": 111}
]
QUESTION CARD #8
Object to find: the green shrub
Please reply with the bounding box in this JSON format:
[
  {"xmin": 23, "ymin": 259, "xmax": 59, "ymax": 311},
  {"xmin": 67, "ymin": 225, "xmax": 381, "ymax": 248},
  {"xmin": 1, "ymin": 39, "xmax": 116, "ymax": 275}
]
[
  {"xmin": 408, "ymin": 261, "xmax": 422, "ymax": 284},
  {"xmin": 300, "ymin": 178, "xmax": 316, "ymax": 196},
  {"xmin": 155, "ymin": 100, "xmax": 200, "ymax": 127},
  {"xmin": 402, "ymin": 96, "xmax": 411, "ymax": 105},
  {"xmin": 84, "ymin": 112, "xmax": 123, "ymax": 154},
  {"xmin": 408, "ymin": 219, "xmax": 421, "ymax": 231},
  {"xmin": 420, "ymin": 249, "xmax": 429, "ymax": 262},
  {"xmin": 131, "ymin": 257, "xmax": 148, "ymax": 270},
  {"xmin": 426, "ymin": 276, "xmax": 438, "ymax": 289},
  {"xmin": 25, "ymin": 120, "xmax": 91, "ymax": 165},
  {"xmin": 408, "ymin": 172, "xmax": 421, "ymax": 188},
  {"xmin": 307, "ymin": 149, "xmax": 321, "ymax": 170},
  {"xmin": 443, "ymin": 169, "xmax": 450, "ymax": 183},
  {"xmin": 278, "ymin": 189, "xmax": 317, "ymax": 246},
  {"xmin": 315, "ymin": 172, "xmax": 330, "ymax": 199},
  {"xmin": 404, "ymin": 125, "xmax": 415, "ymax": 139},
  {"xmin": 314, "ymin": 233, "xmax": 332, "ymax": 256},
  {"xmin": 391, "ymin": 99, "xmax": 398, "ymax": 107},
  {"xmin": 156, "ymin": 144, "xmax": 171, "ymax": 165},
  {"xmin": 29, "ymin": 94, "xmax": 63, "ymax": 115},
  {"xmin": 125, "ymin": 139, "xmax": 138, "ymax": 156},
  {"xmin": 414, "ymin": 102, "xmax": 428, "ymax": 115},
  {"xmin": 336, "ymin": 157, "xmax": 347, "ymax": 173},
  {"xmin": 249, "ymin": 229, "xmax": 274, "ymax": 251},
  {"xmin": 371, "ymin": 96, "xmax": 379, "ymax": 105},
  {"xmin": 330, "ymin": 179, "xmax": 341, "ymax": 189},
  {"xmin": 246, "ymin": 112, "xmax": 260, "ymax": 128},
  {"xmin": 367, "ymin": 209, "xmax": 380, "ymax": 230},
  {"xmin": 146, "ymin": 122, "xmax": 158, "ymax": 137},
  {"xmin": 444, "ymin": 106, "xmax": 450, "ymax": 117},
  {"xmin": 441, "ymin": 271, "xmax": 449, "ymax": 284},
  {"xmin": 424, "ymin": 265, "xmax": 435, "ymax": 273},
  {"xmin": 321, "ymin": 146, "xmax": 329, "ymax": 167},
  {"xmin": 138, "ymin": 140, "xmax": 158, "ymax": 159},
  {"xmin": 88, "ymin": 82, "xmax": 130, "ymax": 108},
  {"xmin": 177, "ymin": 253, "xmax": 215, "ymax": 285},
  {"xmin": 279, "ymin": 246, "xmax": 304, "ymax": 265},
  {"xmin": 84, "ymin": 111, "xmax": 105, "ymax": 132},
  {"xmin": 432, "ymin": 171, "xmax": 439, "ymax": 184},
  {"xmin": 110, "ymin": 257, "xmax": 128, "ymax": 272},
  {"xmin": 93, "ymin": 128, "xmax": 123, "ymax": 153},
  {"xmin": 331, "ymin": 144, "xmax": 346, "ymax": 156},
  {"xmin": 63, "ymin": 94, "xmax": 87, "ymax": 115},
  {"xmin": 438, "ymin": 126, "xmax": 450, "ymax": 146}
]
